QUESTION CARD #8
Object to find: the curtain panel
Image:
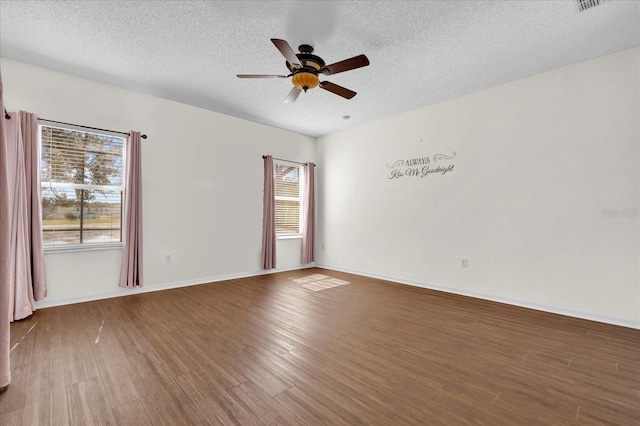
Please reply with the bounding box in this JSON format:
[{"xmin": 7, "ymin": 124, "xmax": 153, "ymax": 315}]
[
  {"xmin": 119, "ymin": 131, "xmax": 143, "ymax": 288},
  {"xmin": 19, "ymin": 112, "xmax": 46, "ymax": 302},
  {"xmin": 6, "ymin": 112, "xmax": 35, "ymax": 321},
  {"xmin": 302, "ymin": 162, "xmax": 316, "ymax": 264},
  {"xmin": 0, "ymin": 71, "xmax": 13, "ymax": 389},
  {"xmin": 2, "ymin": 110, "xmax": 47, "ymax": 323},
  {"xmin": 262, "ymin": 155, "xmax": 276, "ymax": 269}
]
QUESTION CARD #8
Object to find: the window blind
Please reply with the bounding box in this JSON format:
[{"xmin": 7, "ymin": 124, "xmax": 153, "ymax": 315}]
[
  {"xmin": 274, "ymin": 162, "xmax": 303, "ymax": 235},
  {"xmin": 40, "ymin": 125, "xmax": 124, "ymax": 190}
]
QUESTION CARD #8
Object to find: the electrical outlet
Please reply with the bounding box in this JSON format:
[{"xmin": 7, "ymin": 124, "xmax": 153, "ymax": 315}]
[{"xmin": 461, "ymin": 259, "xmax": 468, "ymax": 268}]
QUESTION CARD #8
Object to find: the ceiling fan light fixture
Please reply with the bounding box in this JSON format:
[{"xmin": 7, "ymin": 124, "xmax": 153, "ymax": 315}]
[
  {"xmin": 238, "ymin": 38, "xmax": 369, "ymax": 102},
  {"xmin": 291, "ymin": 71, "xmax": 319, "ymax": 92}
]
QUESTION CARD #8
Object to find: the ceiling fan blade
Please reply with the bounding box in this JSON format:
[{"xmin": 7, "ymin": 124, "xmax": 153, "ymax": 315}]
[
  {"xmin": 322, "ymin": 54, "xmax": 369, "ymax": 75},
  {"xmin": 319, "ymin": 81, "xmax": 357, "ymax": 99},
  {"xmin": 271, "ymin": 39, "xmax": 302, "ymax": 69},
  {"xmin": 284, "ymin": 87, "xmax": 302, "ymax": 103},
  {"xmin": 237, "ymin": 74, "xmax": 288, "ymax": 78}
]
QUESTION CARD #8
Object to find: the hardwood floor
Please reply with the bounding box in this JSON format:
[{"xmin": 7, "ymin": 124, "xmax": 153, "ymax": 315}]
[{"xmin": 1, "ymin": 268, "xmax": 638, "ymax": 425}]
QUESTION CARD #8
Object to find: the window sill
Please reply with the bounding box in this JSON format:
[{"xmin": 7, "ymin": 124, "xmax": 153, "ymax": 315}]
[
  {"xmin": 277, "ymin": 234, "xmax": 302, "ymax": 240},
  {"xmin": 44, "ymin": 243, "xmax": 123, "ymax": 254}
]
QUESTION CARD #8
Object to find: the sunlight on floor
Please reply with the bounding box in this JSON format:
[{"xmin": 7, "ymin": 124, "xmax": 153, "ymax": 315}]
[{"xmin": 292, "ymin": 274, "xmax": 351, "ymax": 292}]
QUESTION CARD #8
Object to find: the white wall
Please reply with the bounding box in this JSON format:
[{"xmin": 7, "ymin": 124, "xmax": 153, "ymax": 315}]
[
  {"xmin": 316, "ymin": 47, "xmax": 640, "ymax": 328},
  {"xmin": 1, "ymin": 57, "xmax": 315, "ymax": 306}
]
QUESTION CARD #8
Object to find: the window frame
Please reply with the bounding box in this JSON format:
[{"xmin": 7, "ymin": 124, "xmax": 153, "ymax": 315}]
[
  {"xmin": 273, "ymin": 160, "xmax": 305, "ymax": 239},
  {"xmin": 39, "ymin": 120, "xmax": 127, "ymax": 252}
]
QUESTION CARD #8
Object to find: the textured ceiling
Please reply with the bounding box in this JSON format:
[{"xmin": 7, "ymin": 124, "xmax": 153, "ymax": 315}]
[{"xmin": 1, "ymin": 1, "xmax": 639, "ymax": 138}]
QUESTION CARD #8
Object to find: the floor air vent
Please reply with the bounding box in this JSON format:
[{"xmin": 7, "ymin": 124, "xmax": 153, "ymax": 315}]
[{"xmin": 576, "ymin": 0, "xmax": 604, "ymax": 12}]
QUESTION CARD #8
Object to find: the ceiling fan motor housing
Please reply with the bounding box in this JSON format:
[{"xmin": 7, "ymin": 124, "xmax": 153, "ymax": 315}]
[{"xmin": 288, "ymin": 46, "xmax": 326, "ymax": 91}]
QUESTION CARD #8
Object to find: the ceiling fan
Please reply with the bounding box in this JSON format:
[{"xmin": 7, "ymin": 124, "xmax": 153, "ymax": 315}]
[{"xmin": 237, "ymin": 38, "xmax": 369, "ymax": 103}]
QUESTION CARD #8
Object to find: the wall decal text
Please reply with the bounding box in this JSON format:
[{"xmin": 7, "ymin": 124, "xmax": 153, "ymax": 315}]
[{"xmin": 387, "ymin": 152, "xmax": 456, "ymax": 180}]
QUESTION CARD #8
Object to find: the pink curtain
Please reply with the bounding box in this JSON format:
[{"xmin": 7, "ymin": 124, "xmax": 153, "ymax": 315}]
[
  {"xmin": 19, "ymin": 112, "xmax": 47, "ymax": 301},
  {"xmin": 6, "ymin": 113, "xmax": 35, "ymax": 321},
  {"xmin": 119, "ymin": 131, "xmax": 143, "ymax": 288},
  {"xmin": 302, "ymin": 162, "xmax": 316, "ymax": 264},
  {"xmin": 0, "ymin": 109, "xmax": 48, "ymax": 325},
  {"xmin": 3, "ymin": 110, "xmax": 48, "ymax": 323},
  {"xmin": 0, "ymin": 72, "xmax": 12, "ymax": 389},
  {"xmin": 261, "ymin": 155, "xmax": 276, "ymax": 269}
]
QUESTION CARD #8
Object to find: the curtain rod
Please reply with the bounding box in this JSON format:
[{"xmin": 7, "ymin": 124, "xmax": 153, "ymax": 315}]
[
  {"xmin": 40, "ymin": 118, "xmax": 147, "ymax": 139},
  {"xmin": 262, "ymin": 155, "xmax": 315, "ymax": 166}
]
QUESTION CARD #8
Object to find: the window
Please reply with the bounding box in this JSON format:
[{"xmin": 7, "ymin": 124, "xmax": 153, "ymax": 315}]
[
  {"xmin": 40, "ymin": 122, "xmax": 126, "ymax": 248},
  {"xmin": 274, "ymin": 161, "xmax": 304, "ymax": 236}
]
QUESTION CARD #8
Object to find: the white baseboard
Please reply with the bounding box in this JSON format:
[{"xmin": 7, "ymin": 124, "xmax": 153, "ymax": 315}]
[
  {"xmin": 34, "ymin": 264, "xmax": 316, "ymax": 310},
  {"xmin": 316, "ymin": 263, "xmax": 640, "ymax": 330}
]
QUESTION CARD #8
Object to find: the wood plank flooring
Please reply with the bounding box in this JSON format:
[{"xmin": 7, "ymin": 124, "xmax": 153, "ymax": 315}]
[{"xmin": 1, "ymin": 268, "xmax": 638, "ymax": 425}]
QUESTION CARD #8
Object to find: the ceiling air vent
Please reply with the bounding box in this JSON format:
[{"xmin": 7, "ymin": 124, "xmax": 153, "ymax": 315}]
[{"xmin": 576, "ymin": 0, "xmax": 605, "ymax": 12}]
